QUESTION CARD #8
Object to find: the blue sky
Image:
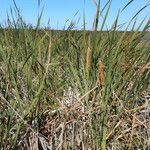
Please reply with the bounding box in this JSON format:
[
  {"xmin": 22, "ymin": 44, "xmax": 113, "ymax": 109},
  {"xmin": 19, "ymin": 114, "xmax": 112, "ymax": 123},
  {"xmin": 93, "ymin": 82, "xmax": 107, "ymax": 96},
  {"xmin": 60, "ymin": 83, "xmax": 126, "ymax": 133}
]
[{"xmin": 0, "ymin": 0, "xmax": 150, "ymax": 30}]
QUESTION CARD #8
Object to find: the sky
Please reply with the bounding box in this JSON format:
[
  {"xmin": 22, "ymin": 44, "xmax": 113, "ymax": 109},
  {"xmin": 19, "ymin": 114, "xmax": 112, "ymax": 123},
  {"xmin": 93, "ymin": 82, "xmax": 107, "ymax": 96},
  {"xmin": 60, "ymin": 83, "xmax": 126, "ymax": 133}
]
[{"xmin": 0, "ymin": 0, "xmax": 150, "ymax": 30}]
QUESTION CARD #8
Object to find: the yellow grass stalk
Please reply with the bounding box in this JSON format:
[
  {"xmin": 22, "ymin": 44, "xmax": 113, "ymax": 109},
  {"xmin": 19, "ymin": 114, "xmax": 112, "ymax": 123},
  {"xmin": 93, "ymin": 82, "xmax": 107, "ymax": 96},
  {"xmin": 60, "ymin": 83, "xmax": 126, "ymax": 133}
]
[{"xmin": 85, "ymin": 47, "xmax": 92, "ymax": 106}]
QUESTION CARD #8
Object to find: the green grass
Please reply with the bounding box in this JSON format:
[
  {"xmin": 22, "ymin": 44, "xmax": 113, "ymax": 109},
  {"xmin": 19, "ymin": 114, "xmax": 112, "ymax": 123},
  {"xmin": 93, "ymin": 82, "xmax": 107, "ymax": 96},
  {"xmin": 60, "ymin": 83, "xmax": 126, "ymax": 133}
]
[{"xmin": 0, "ymin": 0, "xmax": 150, "ymax": 149}]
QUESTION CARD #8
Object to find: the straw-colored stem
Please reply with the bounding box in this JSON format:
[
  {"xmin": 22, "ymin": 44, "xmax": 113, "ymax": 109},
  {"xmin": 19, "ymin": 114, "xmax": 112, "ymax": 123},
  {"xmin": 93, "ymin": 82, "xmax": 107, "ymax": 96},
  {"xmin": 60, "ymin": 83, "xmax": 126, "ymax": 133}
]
[{"xmin": 85, "ymin": 47, "xmax": 92, "ymax": 105}]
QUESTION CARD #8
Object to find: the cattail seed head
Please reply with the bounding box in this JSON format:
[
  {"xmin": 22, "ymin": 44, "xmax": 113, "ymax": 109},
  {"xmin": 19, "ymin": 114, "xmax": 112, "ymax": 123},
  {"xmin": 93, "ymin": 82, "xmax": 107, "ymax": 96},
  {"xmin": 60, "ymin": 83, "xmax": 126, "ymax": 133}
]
[
  {"xmin": 99, "ymin": 60, "xmax": 104, "ymax": 86},
  {"xmin": 86, "ymin": 47, "xmax": 92, "ymax": 72}
]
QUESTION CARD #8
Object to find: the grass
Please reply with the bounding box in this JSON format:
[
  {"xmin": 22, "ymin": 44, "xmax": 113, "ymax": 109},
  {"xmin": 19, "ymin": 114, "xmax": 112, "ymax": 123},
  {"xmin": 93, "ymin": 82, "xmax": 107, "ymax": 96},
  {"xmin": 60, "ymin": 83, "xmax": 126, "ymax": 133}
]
[{"xmin": 0, "ymin": 0, "xmax": 150, "ymax": 149}]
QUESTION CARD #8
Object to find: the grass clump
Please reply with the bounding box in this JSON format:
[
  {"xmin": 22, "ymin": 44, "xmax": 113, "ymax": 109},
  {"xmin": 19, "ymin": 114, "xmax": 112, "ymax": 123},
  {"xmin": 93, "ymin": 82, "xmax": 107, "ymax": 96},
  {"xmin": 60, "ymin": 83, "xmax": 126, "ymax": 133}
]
[{"xmin": 0, "ymin": 0, "xmax": 150, "ymax": 149}]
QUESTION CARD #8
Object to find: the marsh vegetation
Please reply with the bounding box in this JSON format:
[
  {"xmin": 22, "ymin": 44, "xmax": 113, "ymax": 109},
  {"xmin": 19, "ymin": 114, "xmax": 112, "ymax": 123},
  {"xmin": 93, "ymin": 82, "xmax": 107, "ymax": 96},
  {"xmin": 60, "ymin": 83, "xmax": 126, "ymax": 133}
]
[{"xmin": 0, "ymin": 0, "xmax": 150, "ymax": 149}]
